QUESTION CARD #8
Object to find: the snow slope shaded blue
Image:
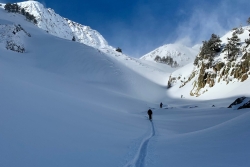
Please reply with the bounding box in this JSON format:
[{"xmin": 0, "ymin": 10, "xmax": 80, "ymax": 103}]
[{"xmin": 1, "ymin": 5, "xmax": 250, "ymax": 167}]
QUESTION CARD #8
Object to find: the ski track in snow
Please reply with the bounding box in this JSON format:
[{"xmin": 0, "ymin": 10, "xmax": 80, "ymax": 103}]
[{"xmin": 124, "ymin": 121, "xmax": 155, "ymax": 167}]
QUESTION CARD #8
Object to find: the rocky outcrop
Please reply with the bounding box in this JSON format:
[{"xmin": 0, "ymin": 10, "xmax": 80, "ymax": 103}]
[
  {"xmin": 228, "ymin": 97, "xmax": 250, "ymax": 110},
  {"xmin": 238, "ymin": 100, "xmax": 250, "ymax": 109},
  {"xmin": 190, "ymin": 54, "xmax": 250, "ymax": 96},
  {"xmin": 190, "ymin": 26, "xmax": 250, "ymax": 96},
  {"xmin": 166, "ymin": 25, "xmax": 250, "ymax": 97}
]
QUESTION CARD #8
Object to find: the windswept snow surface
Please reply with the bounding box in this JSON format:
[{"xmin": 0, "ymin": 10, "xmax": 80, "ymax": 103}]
[{"xmin": 1, "ymin": 7, "xmax": 250, "ymax": 167}]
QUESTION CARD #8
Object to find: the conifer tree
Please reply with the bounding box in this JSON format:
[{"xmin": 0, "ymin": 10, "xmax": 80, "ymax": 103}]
[
  {"xmin": 193, "ymin": 55, "xmax": 199, "ymax": 66},
  {"xmin": 4, "ymin": 3, "xmax": 37, "ymax": 24},
  {"xmin": 4, "ymin": 3, "xmax": 12, "ymax": 12},
  {"xmin": 154, "ymin": 55, "xmax": 161, "ymax": 62},
  {"xmin": 209, "ymin": 34, "xmax": 222, "ymax": 53},
  {"xmin": 247, "ymin": 17, "xmax": 250, "ymax": 25},
  {"xmin": 21, "ymin": 8, "xmax": 25, "ymax": 15},
  {"xmin": 245, "ymin": 38, "xmax": 250, "ymax": 47},
  {"xmin": 12, "ymin": 3, "xmax": 19, "ymax": 13},
  {"xmin": 116, "ymin": 47, "xmax": 122, "ymax": 53},
  {"xmin": 199, "ymin": 33, "xmax": 221, "ymax": 59},
  {"xmin": 200, "ymin": 40, "xmax": 209, "ymax": 56},
  {"xmin": 173, "ymin": 61, "xmax": 178, "ymax": 67},
  {"xmin": 194, "ymin": 33, "xmax": 221, "ymax": 67},
  {"xmin": 223, "ymin": 33, "xmax": 240, "ymax": 58}
]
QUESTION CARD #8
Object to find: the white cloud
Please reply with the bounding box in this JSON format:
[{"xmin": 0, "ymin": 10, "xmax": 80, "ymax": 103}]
[{"xmin": 174, "ymin": 1, "xmax": 250, "ymax": 47}]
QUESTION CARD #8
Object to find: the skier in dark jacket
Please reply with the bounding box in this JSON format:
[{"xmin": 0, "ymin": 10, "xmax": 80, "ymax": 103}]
[
  {"xmin": 160, "ymin": 102, "xmax": 163, "ymax": 108},
  {"xmin": 147, "ymin": 109, "xmax": 153, "ymax": 120}
]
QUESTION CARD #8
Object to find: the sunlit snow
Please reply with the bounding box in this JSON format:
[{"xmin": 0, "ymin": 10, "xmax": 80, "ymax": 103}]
[{"xmin": 0, "ymin": 2, "xmax": 250, "ymax": 167}]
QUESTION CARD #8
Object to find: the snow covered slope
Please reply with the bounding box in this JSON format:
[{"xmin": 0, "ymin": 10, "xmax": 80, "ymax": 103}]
[
  {"xmin": 0, "ymin": 23, "xmax": 30, "ymax": 52},
  {"xmin": 15, "ymin": 1, "xmax": 109, "ymax": 49},
  {"xmin": 140, "ymin": 43, "xmax": 199, "ymax": 67},
  {"xmin": 0, "ymin": 7, "xmax": 168, "ymax": 167},
  {"xmin": 1, "ymin": 4, "xmax": 250, "ymax": 167},
  {"xmin": 220, "ymin": 26, "xmax": 250, "ymax": 44}
]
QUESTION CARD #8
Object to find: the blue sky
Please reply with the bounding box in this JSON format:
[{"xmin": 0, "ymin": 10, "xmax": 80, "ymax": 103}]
[{"xmin": 3, "ymin": 0, "xmax": 250, "ymax": 57}]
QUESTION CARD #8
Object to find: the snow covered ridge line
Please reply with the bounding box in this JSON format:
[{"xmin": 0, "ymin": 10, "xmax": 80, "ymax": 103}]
[{"xmin": 3, "ymin": 1, "xmax": 109, "ymax": 49}]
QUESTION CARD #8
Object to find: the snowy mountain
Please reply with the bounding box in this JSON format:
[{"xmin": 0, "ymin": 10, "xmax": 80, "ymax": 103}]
[
  {"xmin": 1, "ymin": 2, "xmax": 250, "ymax": 167},
  {"xmin": 167, "ymin": 26, "xmax": 250, "ymax": 98},
  {"xmin": 140, "ymin": 43, "xmax": 199, "ymax": 67},
  {"xmin": 12, "ymin": 1, "xmax": 109, "ymax": 49}
]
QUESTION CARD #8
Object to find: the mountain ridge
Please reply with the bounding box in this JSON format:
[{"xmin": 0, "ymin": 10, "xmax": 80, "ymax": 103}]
[
  {"xmin": 7, "ymin": 1, "xmax": 110, "ymax": 49},
  {"xmin": 1, "ymin": 1, "xmax": 250, "ymax": 99}
]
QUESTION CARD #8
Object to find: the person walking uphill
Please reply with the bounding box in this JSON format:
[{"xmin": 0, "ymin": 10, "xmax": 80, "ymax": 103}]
[
  {"xmin": 160, "ymin": 102, "xmax": 163, "ymax": 108},
  {"xmin": 147, "ymin": 109, "xmax": 153, "ymax": 121}
]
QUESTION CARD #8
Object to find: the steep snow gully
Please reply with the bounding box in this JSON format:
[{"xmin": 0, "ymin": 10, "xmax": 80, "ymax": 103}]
[{"xmin": 124, "ymin": 121, "xmax": 155, "ymax": 167}]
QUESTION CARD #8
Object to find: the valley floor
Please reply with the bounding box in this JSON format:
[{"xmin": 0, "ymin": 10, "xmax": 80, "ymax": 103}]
[
  {"xmin": 1, "ymin": 43, "xmax": 250, "ymax": 167},
  {"xmin": 1, "ymin": 8, "xmax": 250, "ymax": 166},
  {"xmin": 135, "ymin": 99, "xmax": 250, "ymax": 167}
]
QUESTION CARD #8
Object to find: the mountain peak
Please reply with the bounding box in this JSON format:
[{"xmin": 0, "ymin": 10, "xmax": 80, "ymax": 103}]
[
  {"xmin": 140, "ymin": 43, "xmax": 199, "ymax": 67},
  {"xmin": 16, "ymin": 1, "xmax": 109, "ymax": 49}
]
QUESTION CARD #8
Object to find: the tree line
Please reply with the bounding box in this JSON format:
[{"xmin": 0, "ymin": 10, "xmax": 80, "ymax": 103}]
[
  {"xmin": 154, "ymin": 55, "xmax": 179, "ymax": 67},
  {"xmin": 4, "ymin": 3, "xmax": 37, "ymax": 24},
  {"xmin": 194, "ymin": 17, "xmax": 250, "ymax": 67}
]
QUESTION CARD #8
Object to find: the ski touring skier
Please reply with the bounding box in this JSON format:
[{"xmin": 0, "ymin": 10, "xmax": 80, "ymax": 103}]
[
  {"xmin": 160, "ymin": 102, "xmax": 163, "ymax": 108},
  {"xmin": 147, "ymin": 109, "xmax": 153, "ymax": 121}
]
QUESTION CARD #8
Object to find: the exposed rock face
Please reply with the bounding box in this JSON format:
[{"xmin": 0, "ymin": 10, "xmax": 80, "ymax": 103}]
[
  {"xmin": 167, "ymin": 26, "xmax": 250, "ymax": 97},
  {"xmin": 190, "ymin": 52, "xmax": 250, "ymax": 96},
  {"xmin": 228, "ymin": 97, "xmax": 250, "ymax": 110},
  {"xmin": 238, "ymin": 100, "xmax": 250, "ymax": 109},
  {"xmin": 228, "ymin": 97, "xmax": 246, "ymax": 108}
]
